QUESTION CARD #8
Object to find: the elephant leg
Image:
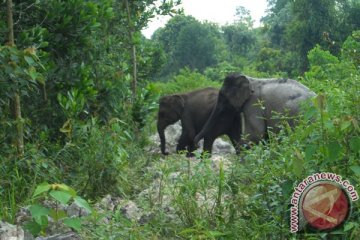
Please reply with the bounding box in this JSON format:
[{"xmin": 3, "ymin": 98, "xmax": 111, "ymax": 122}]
[
  {"xmin": 202, "ymin": 136, "xmax": 216, "ymax": 158},
  {"xmin": 181, "ymin": 116, "xmax": 198, "ymax": 156},
  {"xmin": 176, "ymin": 131, "xmax": 189, "ymax": 153},
  {"xmin": 229, "ymin": 136, "xmax": 241, "ymax": 155},
  {"xmin": 185, "ymin": 142, "xmax": 197, "ymax": 157},
  {"xmin": 228, "ymin": 121, "xmax": 242, "ymax": 155}
]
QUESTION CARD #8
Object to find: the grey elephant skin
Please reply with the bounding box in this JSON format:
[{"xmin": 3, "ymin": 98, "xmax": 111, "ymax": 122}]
[
  {"xmin": 157, "ymin": 87, "xmax": 241, "ymax": 155},
  {"xmin": 194, "ymin": 74, "xmax": 316, "ymax": 149}
]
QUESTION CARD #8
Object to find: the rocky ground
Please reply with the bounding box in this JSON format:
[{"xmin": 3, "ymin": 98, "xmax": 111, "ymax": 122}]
[{"xmin": 1, "ymin": 121, "xmax": 237, "ymax": 240}]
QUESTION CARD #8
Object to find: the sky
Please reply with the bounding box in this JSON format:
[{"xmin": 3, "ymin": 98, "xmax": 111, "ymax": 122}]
[{"xmin": 142, "ymin": 0, "xmax": 269, "ymax": 38}]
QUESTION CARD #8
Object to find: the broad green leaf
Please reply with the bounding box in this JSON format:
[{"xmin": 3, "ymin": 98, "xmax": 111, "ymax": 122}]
[
  {"xmin": 24, "ymin": 55, "xmax": 35, "ymax": 65},
  {"xmin": 50, "ymin": 183, "xmax": 77, "ymax": 196},
  {"xmin": 34, "ymin": 215, "xmax": 48, "ymax": 227},
  {"xmin": 344, "ymin": 222, "xmax": 357, "ymax": 231},
  {"xmin": 33, "ymin": 182, "xmax": 51, "ymax": 198},
  {"xmin": 350, "ymin": 166, "xmax": 360, "ymax": 177},
  {"xmin": 207, "ymin": 230, "xmax": 226, "ymax": 237},
  {"xmin": 49, "ymin": 209, "xmax": 67, "ymax": 221},
  {"xmin": 10, "ymin": 52, "xmax": 19, "ymax": 62},
  {"xmin": 29, "ymin": 204, "xmax": 50, "ymax": 218},
  {"xmin": 325, "ymin": 120, "xmax": 335, "ymax": 130},
  {"xmin": 63, "ymin": 217, "xmax": 81, "ymax": 231},
  {"xmin": 28, "ymin": 68, "xmax": 37, "ymax": 80},
  {"xmin": 305, "ymin": 144, "xmax": 317, "ymax": 161},
  {"xmin": 292, "ymin": 150, "xmax": 304, "ymax": 178},
  {"xmin": 24, "ymin": 221, "xmax": 42, "ymax": 236},
  {"xmin": 179, "ymin": 228, "xmax": 197, "ymax": 235},
  {"xmin": 49, "ymin": 190, "xmax": 72, "ymax": 205},
  {"xmin": 326, "ymin": 141, "xmax": 342, "ymax": 161},
  {"xmin": 74, "ymin": 196, "xmax": 92, "ymax": 213},
  {"xmin": 281, "ymin": 180, "xmax": 294, "ymax": 196},
  {"xmin": 340, "ymin": 121, "xmax": 352, "ymax": 131},
  {"xmin": 350, "ymin": 136, "xmax": 360, "ymax": 153},
  {"xmin": 303, "ymin": 106, "xmax": 317, "ymax": 121}
]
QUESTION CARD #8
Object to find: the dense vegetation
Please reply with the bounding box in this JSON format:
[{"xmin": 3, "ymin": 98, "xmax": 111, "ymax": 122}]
[{"xmin": 1, "ymin": 0, "xmax": 359, "ymax": 239}]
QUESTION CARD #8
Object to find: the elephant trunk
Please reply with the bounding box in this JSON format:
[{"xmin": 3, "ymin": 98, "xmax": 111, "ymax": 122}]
[
  {"xmin": 194, "ymin": 102, "xmax": 223, "ymax": 144},
  {"xmin": 157, "ymin": 123, "xmax": 168, "ymax": 155}
]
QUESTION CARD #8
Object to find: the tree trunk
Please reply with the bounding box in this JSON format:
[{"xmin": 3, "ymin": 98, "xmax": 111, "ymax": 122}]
[
  {"xmin": 124, "ymin": 0, "xmax": 137, "ymax": 96},
  {"xmin": 7, "ymin": 0, "xmax": 24, "ymax": 157}
]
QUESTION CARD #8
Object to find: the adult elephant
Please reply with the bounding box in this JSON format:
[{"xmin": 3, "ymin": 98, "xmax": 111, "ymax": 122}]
[
  {"xmin": 194, "ymin": 74, "xmax": 316, "ymax": 149},
  {"xmin": 157, "ymin": 87, "xmax": 241, "ymax": 156}
]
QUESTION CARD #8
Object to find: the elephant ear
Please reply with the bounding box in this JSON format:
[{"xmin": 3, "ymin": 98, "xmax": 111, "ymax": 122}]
[
  {"xmin": 170, "ymin": 94, "xmax": 185, "ymax": 116},
  {"xmin": 242, "ymin": 75, "xmax": 254, "ymax": 93},
  {"xmin": 221, "ymin": 74, "xmax": 252, "ymax": 110}
]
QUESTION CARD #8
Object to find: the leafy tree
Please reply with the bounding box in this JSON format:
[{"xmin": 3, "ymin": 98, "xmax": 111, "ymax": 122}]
[
  {"xmin": 286, "ymin": 0, "xmax": 338, "ymax": 71},
  {"xmin": 5, "ymin": 0, "xmax": 23, "ymax": 156},
  {"xmin": 256, "ymin": 47, "xmax": 283, "ymax": 74},
  {"xmin": 0, "ymin": 0, "xmax": 180, "ymax": 219},
  {"xmin": 222, "ymin": 24, "xmax": 256, "ymax": 60},
  {"xmin": 153, "ymin": 15, "xmax": 225, "ymax": 78},
  {"xmin": 119, "ymin": 0, "xmax": 181, "ymax": 95},
  {"xmin": 263, "ymin": 0, "xmax": 360, "ymax": 74},
  {"xmin": 173, "ymin": 21, "xmax": 220, "ymax": 71},
  {"xmin": 220, "ymin": 6, "xmax": 258, "ymax": 68},
  {"xmin": 262, "ymin": 0, "xmax": 293, "ymax": 47},
  {"xmin": 152, "ymin": 15, "xmax": 195, "ymax": 54},
  {"xmin": 341, "ymin": 30, "xmax": 360, "ymax": 66}
]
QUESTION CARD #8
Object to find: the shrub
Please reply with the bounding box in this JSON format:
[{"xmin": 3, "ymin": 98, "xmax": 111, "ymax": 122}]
[{"xmin": 153, "ymin": 68, "xmax": 220, "ymax": 95}]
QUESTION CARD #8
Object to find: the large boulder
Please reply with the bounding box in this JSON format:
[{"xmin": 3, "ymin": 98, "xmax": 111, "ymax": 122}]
[{"xmin": 0, "ymin": 221, "xmax": 24, "ymax": 240}]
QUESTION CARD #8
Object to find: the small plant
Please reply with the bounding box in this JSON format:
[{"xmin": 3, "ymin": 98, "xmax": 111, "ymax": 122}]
[{"xmin": 24, "ymin": 182, "xmax": 92, "ymax": 237}]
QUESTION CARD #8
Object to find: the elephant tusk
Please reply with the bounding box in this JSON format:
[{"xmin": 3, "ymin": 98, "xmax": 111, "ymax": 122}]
[{"xmin": 241, "ymin": 112, "xmax": 245, "ymax": 135}]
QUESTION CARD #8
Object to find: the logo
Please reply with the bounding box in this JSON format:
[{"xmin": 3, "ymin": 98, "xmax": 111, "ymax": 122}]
[
  {"xmin": 301, "ymin": 182, "xmax": 349, "ymax": 230},
  {"xmin": 290, "ymin": 173, "xmax": 358, "ymax": 233}
]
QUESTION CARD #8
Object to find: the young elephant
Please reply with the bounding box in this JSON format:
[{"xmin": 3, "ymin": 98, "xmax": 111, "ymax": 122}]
[
  {"xmin": 157, "ymin": 87, "xmax": 241, "ymax": 156},
  {"xmin": 194, "ymin": 74, "xmax": 316, "ymax": 148}
]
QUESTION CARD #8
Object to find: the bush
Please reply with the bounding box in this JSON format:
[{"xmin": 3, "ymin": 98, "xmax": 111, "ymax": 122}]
[
  {"xmin": 153, "ymin": 68, "xmax": 220, "ymax": 95},
  {"xmin": 341, "ymin": 30, "xmax": 360, "ymax": 66},
  {"xmin": 203, "ymin": 61, "xmax": 241, "ymax": 81},
  {"xmin": 305, "ymin": 45, "xmax": 357, "ymax": 82}
]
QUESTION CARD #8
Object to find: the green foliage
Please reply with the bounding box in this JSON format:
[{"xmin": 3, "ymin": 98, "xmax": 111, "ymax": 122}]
[
  {"xmin": 25, "ymin": 182, "xmax": 92, "ymax": 236},
  {"xmin": 254, "ymin": 47, "xmax": 301, "ymax": 77},
  {"xmin": 262, "ymin": 0, "xmax": 360, "ymax": 73},
  {"xmin": 117, "ymin": 0, "xmax": 182, "ymax": 33},
  {"xmin": 308, "ymin": 44, "xmax": 340, "ymax": 66},
  {"xmin": 153, "ymin": 15, "xmax": 226, "ymax": 78},
  {"xmin": 57, "ymin": 89, "xmax": 86, "ymax": 120},
  {"xmin": 203, "ymin": 61, "xmax": 241, "ymax": 81},
  {"xmin": 342, "ymin": 30, "xmax": 360, "ymax": 66},
  {"xmin": 173, "ymin": 21, "xmax": 219, "ymax": 71},
  {"xmin": 302, "ymin": 41, "xmax": 360, "ymax": 174},
  {"xmin": 1, "ymin": 0, "xmax": 360, "ymax": 239},
  {"xmin": 262, "ymin": 0, "xmax": 293, "ymax": 47},
  {"xmin": 83, "ymin": 34, "xmax": 359, "ymax": 238},
  {"xmin": 153, "ymin": 68, "xmax": 220, "ymax": 95},
  {"xmin": 0, "ymin": 45, "xmax": 45, "ymax": 91},
  {"xmin": 131, "ymin": 83, "xmax": 160, "ymax": 129},
  {"xmin": 55, "ymin": 117, "xmax": 131, "ymax": 197},
  {"xmin": 305, "ymin": 44, "xmax": 357, "ymax": 82},
  {"xmin": 256, "ymin": 47, "xmax": 284, "ymax": 75},
  {"xmin": 222, "ymin": 22, "xmax": 256, "ymax": 58},
  {"xmin": 0, "ymin": 0, "xmax": 177, "ymax": 224}
]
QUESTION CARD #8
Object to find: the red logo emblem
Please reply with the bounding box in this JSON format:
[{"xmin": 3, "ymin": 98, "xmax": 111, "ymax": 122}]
[{"xmin": 301, "ymin": 182, "xmax": 350, "ymax": 230}]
